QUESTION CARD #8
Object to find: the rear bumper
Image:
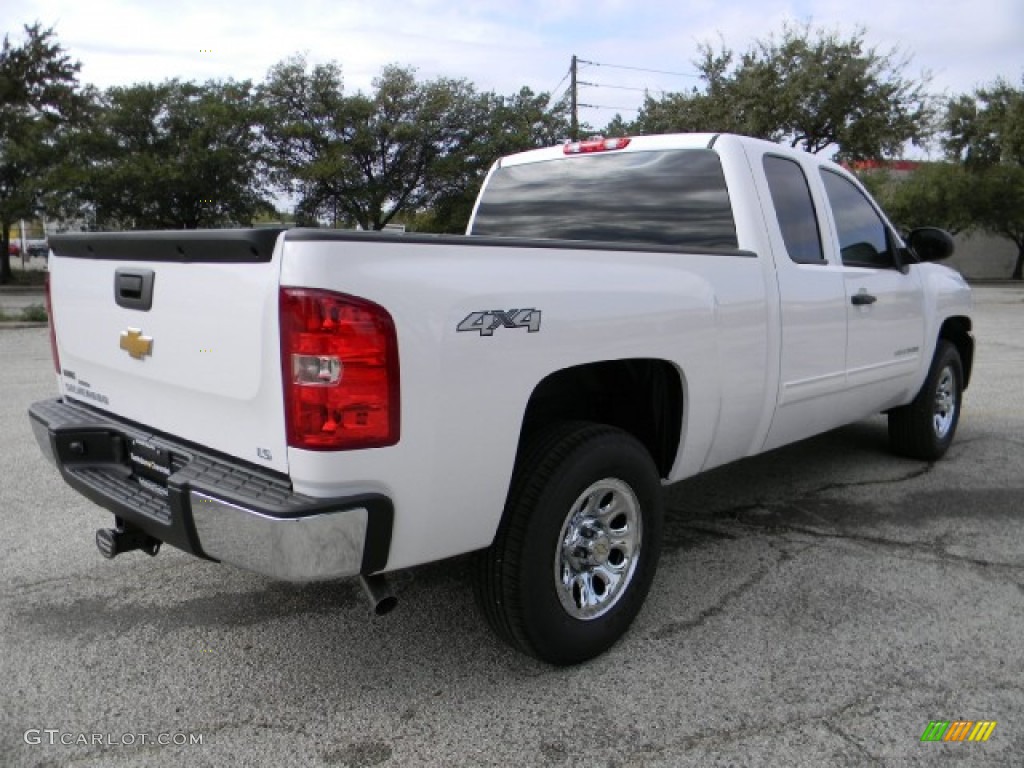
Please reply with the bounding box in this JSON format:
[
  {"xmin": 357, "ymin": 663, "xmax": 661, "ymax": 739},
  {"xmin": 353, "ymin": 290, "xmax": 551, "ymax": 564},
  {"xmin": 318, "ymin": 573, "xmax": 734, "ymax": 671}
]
[{"xmin": 28, "ymin": 398, "xmax": 393, "ymax": 581}]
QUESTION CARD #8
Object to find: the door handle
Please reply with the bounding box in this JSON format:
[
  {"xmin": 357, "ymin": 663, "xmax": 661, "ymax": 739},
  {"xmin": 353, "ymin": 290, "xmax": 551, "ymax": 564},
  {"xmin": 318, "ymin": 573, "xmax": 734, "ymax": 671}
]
[{"xmin": 851, "ymin": 293, "xmax": 877, "ymax": 306}]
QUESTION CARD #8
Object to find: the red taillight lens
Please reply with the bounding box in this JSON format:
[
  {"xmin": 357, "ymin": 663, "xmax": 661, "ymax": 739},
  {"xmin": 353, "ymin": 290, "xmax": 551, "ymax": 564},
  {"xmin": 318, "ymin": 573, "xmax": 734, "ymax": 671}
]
[
  {"xmin": 563, "ymin": 137, "xmax": 632, "ymax": 154},
  {"xmin": 279, "ymin": 288, "xmax": 400, "ymax": 451},
  {"xmin": 44, "ymin": 273, "xmax": 60, "ymax": 374}
]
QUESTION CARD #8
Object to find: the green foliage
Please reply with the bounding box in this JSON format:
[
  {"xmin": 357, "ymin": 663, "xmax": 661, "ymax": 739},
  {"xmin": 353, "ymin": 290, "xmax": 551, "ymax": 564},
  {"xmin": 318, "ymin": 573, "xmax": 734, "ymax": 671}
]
[
  {"xmin": 0, "ymin": 23, "xmax": 84, "ymax": 283},
  {"xmin": 68, "ymin": 79, "xmax": 272, "ymax": 229},
  {"xmin": 0, "ymin": 303, "xmax": 47, "ymax": 323},
  {"xmin": 623, "ymin": 23, "xmax": 934, "ymax": 160},
  {"xmin": 861, "ymin": 164, "xmax": 973, "ymax": 236},
  {"xmin": 944, "ymin": 77, "xmax": 1024, "ymax": 167},
  {"xmin": 261, "ymin": 58, "xmax": 472, "ymax": 230},
  {"xmin": 942, "ymin": 76, "xmax": 1024, "ymax": 278},
  {"xmin": 969, "ymin": 164, "xmax": 1024, "ymax": 278},
  {"xmin": 417, "ymin": 87, "xmax": 571, "ymax": 233},
  {"xmin": 260, "ymin": 57, "xmax": 569, "ymax": 232},
  {"xmin": 21, "ymin": 303, "xmax": 47, "ymax": 321},
  {"xmin": 4, "ymin": 19, "xmax": 1015, "ymax": 273}
]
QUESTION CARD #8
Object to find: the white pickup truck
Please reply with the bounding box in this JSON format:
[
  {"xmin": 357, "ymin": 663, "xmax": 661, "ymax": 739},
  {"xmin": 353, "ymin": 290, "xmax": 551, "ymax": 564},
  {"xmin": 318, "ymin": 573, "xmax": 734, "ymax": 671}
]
[{"xmin": 30, "ymin": 133, "xmax": 973, "ymax": 664}]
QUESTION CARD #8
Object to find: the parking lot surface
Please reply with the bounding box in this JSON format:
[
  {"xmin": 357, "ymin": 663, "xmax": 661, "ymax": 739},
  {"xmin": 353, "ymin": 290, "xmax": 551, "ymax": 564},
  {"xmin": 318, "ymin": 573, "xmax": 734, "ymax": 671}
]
[{"xmin": 1, "ymin": 284, "xmax": 1022, "ymax": 767}]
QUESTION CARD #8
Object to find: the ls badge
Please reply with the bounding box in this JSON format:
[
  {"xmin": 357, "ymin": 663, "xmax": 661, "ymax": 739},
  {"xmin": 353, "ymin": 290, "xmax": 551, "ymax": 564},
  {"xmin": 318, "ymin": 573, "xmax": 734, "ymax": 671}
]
[
  {"xmin": 120, "ymin": 328, "xmax": 154, "ymax": 359},
  {"xmin": 457, "ymin": 309, "xmax": 542, "ymax": 337}
]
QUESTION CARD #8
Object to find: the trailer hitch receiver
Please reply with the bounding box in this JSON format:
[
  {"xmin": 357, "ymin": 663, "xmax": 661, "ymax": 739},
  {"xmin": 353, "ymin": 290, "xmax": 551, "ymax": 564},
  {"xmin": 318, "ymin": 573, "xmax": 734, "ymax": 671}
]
[{"xmin": 96, "ymin": 522, "xmax": 162, "ymax": 559}]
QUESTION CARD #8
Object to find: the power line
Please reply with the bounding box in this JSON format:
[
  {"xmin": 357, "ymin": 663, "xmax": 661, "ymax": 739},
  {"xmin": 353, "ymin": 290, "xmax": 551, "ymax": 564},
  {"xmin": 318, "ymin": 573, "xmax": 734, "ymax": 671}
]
[
  {"xmin": 578, "ymin": 81, "xmax": 662, "ymax": 95},
  {"xmin": 548, "ymin": 68, "xmax": 571, "ymax": 101},
  {"xmin": 581, "ymin": 104, "xmax": 634, "ymax": 113},
  {"xmin": 566, "ymin": 55, "xmax": 689, "ymax": 130},
  {"xmin": 576, "ymin": 58, "xmax": 698, "ymax": 79}
]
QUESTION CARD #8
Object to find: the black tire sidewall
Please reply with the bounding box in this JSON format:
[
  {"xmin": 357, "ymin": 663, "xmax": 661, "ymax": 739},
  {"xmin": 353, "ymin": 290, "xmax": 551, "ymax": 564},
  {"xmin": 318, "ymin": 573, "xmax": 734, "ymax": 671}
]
[
  {"xmin": 921, "ymin": 342, "xmax": 963, "ymax": 457},
  {"xmin": 513, "ymin": 429, "xmax": 663, "ymax": 664}
]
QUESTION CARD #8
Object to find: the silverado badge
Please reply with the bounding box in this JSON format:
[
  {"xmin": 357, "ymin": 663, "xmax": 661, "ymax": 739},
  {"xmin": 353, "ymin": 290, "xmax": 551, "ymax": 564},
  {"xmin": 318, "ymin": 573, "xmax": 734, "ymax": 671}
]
[{"xmin": 119, "ymin": 328, "xmax": 154, "ymax": 360}]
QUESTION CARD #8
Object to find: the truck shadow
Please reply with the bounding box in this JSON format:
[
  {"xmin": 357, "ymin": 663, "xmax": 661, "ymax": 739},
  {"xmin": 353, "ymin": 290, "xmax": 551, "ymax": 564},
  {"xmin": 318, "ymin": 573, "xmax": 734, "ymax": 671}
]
[
  {"xmin": 15, "ymin": 416, "xmax": 1007, "ymax": 680},
  {"xmin": 661, "ymin": 418, "xmax": 894, "ymax": 551}
]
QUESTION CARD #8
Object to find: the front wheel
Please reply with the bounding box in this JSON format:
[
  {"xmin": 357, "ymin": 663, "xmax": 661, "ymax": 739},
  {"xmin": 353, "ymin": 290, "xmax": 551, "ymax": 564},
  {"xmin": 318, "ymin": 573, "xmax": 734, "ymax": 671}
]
[
  {"xmin": 475, "ymin": 422, "xmax": 663, "ymax": 665},
  {"xmin": 888, "ymin": 340, "xmax": 963, "ymax": 461}
]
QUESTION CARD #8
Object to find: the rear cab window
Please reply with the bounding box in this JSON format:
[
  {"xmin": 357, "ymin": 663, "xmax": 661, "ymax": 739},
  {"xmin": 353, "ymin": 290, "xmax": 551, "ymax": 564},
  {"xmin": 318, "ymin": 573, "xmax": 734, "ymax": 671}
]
[
  {"xmin": 762, "ymin": 155, "xmax": 824, "ymax": 264},
  {"xmin": 470, "ymin": 149, "xmax": 738, "ymax": 250}
]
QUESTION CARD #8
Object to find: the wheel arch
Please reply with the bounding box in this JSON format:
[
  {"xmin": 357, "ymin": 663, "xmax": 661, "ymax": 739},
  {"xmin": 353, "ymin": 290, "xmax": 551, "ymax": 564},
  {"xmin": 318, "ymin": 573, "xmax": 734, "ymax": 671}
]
[
  {"xmin": 939, "ymin": 316, "xmax": 973, "ymax": 390},
  {"xmin": 515, "ymin": 358, "xmax": 684, "ymax": 479}
]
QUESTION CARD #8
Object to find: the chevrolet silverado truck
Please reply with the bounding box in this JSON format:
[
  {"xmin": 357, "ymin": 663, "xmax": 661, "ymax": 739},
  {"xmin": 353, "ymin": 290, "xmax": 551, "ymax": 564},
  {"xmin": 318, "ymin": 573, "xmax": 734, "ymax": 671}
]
[{"xmin": 29, "ymin": 133, "xmax": 973, "ymax": 664}]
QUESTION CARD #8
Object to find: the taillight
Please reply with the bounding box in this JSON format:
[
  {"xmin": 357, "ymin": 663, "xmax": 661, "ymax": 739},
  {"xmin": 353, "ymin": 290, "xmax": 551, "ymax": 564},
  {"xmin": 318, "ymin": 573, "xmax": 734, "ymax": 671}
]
[
  {"xmin": 563, "ymin": 137, "xmax": 631, "ymax": 154},
  {"xmin": 44, "ymin": 273, "xmax": 60, "ymax": 374},
  {"xmin": 279, "ymin": 288, "xmax": 400, "ymax": 451}
]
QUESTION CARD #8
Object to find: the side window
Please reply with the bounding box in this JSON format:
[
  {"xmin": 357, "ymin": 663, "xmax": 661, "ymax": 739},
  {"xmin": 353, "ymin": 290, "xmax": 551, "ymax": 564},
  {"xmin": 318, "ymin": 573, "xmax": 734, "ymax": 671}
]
[
  {"xmin": 763, "ymin": 155, "xmax": 824, "ymax": 264},
  {"xmin": 820, "ymin": 169, "xmax": 894, "ymax": 268}
]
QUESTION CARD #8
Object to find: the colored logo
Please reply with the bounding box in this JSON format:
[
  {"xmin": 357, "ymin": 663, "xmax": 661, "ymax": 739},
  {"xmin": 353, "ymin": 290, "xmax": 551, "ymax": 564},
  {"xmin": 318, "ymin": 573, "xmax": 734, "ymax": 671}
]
[
  {"xmin": 120, "ymin": 328, "xmax": 154, "ymax": 360},
  {"xmin": 920, "ymin": 720, "xmax": 996, "ymax": 742}
]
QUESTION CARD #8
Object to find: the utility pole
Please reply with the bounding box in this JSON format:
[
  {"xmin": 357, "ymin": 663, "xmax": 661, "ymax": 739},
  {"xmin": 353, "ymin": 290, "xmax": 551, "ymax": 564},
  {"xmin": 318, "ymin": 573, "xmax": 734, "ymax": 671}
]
[{"xmin": 570, "ymin": 55, "xmax": 579, "ymax": 141}]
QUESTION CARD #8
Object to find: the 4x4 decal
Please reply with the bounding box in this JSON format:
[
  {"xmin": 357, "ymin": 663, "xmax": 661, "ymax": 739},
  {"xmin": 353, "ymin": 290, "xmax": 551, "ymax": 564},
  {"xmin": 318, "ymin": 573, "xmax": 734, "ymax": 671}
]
[{"xmin": 457, "ymin": 309, "xmax": 542, "ymax": 337}]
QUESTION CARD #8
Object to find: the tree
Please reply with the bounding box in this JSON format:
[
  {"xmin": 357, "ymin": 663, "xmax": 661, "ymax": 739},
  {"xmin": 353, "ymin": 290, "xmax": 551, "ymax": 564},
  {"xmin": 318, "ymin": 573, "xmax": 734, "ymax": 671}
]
[
  {"xmin": 626, "ymin": 44, "xmax": 763, "ymax": 138},
  {"xmin": 73, "ymin": 79, "xmax": 272, "ymax": 229},
  {"xmin": 943, "ymin": 77, "xmax": 1024, "ymax": 278},
  {"xmin": 944, "ymin": 77, "xmax": 1024, "ymax": 168},
  {"xmin": 417, "ymin": 87, "xmax": 571, "ymax": 233},
  {"xmin": 261, "ymin": 57, "xmax": 485, "ymax": 230},
  {"xmin": 860, "ymin": 163, "xmax": 974, "ymax": 236},
  {"xmin": 969, "ymin": 164, "xmax": 1024, "ymax": 279},
  {"xmin": 0, "ymin": 23, "xmax": 84, "ymax": 283},
  {"xmin": 625, "ymin": 24, "xmax": 934, "ymax": 160}
]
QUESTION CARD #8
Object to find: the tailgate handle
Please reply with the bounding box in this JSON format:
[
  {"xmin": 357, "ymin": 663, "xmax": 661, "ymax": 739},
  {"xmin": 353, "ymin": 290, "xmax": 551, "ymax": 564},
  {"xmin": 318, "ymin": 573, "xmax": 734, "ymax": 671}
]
[{"xmin": 115, "ymin": 268, "xmax": 155, "ymax": 311}]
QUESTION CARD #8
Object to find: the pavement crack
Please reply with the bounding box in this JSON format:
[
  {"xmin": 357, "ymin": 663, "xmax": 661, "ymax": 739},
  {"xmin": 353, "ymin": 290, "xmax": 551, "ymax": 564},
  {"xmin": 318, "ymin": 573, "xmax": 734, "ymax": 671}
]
[
  {"xmin": 760, "ymin": 520, "xmax": 1024, "ymax": 574},
  {"xmin": 645, "ymin": 689, "xmax": 885, "ymax": 756},
  {"xmin": 678, "ymin": 523, "xmax": 739, "ymax": 541},
  {"xmin": 693, "ymin": 467, "xmax": 933, "ymax": 531},
  {"xmin": 0, "ymin": 561, "xmax": 191, "ymax": 605},
  {"xmin": 804, "ymin": 464, "xmax": 934, "ymax": 498},
  {"xmin": 652, "ymin": 551, "xmax": 784, "ymax": 639}
]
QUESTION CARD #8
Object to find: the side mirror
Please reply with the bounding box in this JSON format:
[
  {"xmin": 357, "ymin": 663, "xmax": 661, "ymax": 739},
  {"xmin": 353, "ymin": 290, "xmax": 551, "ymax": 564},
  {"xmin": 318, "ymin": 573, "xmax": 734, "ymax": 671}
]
[{"xmin": 907, "ymin": 227, "xmax": 955, "ymax": 263}]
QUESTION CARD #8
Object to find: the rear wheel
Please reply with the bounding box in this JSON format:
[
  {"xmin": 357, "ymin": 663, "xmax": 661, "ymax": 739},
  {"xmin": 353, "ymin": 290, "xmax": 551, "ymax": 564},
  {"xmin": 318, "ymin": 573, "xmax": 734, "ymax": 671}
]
[
  {"xmin": 475, "ymin": 422, "xmax": 663, "ymax": 665},
  {"xmin": 888, "ymin": 341, "xmax": 963, "ymax": 460}
]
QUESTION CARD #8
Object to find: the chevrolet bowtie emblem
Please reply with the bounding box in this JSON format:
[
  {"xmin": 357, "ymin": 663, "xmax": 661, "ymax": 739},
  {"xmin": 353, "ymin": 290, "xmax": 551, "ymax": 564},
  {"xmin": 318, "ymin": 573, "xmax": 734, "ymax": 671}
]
[{"xmin": 120, "ymin": 328, "xmax": 154, "ymax": 359}]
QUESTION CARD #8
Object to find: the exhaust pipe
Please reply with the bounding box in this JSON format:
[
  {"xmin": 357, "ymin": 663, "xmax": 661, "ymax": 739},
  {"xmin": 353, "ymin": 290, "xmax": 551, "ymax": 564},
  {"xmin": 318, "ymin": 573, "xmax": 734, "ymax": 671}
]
[{"xmin": 360, "ymin": 574, "xmax": 397, "ymax": 616}]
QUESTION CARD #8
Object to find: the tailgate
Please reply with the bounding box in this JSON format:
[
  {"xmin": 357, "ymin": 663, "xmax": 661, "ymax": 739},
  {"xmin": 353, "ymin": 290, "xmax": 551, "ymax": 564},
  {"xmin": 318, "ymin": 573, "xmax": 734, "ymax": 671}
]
[{"xmin": 47, "ymin": 229, "xmax": 289, "ymax": 474}]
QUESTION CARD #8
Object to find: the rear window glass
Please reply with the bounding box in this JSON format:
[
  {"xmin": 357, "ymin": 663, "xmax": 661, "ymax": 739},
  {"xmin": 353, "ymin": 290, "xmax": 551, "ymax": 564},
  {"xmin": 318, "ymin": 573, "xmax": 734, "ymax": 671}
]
[
  {"xmin": 762, "ymin": 155, "xmax": 824, "ymax": 264},
  {"xmin": 471, "ymin": 149, "xmax": 738, "ymax": 250}
]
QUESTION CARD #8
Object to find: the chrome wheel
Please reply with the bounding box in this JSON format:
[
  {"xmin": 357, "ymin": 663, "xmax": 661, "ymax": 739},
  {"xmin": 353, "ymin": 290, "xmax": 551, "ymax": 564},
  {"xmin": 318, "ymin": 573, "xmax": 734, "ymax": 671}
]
[
  {"xmin": 554, "ymin": 478, "xmax": 643, "ymax": 621},
  {"xmin": 477, "ymin": 423, "xmax": 664, "ymax": 663},
  {"xmin": 933, "ymin": 365, "xmax": 957, "ymax": 439}
]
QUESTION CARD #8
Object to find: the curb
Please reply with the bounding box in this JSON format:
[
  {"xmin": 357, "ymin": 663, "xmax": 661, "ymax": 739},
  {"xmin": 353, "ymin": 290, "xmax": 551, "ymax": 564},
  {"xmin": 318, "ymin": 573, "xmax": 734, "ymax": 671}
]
[
  {"xmin": 0, "ymin": 322, "xmax": 47, "ymax": 330},
  {"xmin": 0, "ymin": 287, "xmax": 45, "ymax": 295}
]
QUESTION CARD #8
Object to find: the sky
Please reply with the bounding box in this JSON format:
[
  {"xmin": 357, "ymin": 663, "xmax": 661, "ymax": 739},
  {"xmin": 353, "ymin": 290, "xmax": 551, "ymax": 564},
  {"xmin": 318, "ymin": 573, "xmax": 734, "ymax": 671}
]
[{"xmin": 6, "ymin": 0, "xmax": 1023, "ymax": 153}]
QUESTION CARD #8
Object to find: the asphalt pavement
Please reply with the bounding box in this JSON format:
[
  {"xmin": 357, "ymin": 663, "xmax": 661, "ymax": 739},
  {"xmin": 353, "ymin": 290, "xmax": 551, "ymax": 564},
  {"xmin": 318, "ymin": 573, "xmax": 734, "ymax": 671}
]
[{"xmin": 1, "ymin": 284, "xmax": 1022, "ymax": 767}]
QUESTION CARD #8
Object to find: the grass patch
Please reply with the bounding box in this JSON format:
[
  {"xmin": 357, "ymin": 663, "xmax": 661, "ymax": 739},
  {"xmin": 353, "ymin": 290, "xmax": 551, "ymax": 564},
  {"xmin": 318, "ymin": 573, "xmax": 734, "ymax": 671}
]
[
  {"xmin": 21, "ymin": 304, "xmax": 48, "ymax": 322},
  {"xmin": 0, "ymin": 304, "xmax": 48, "ymax": 323}
]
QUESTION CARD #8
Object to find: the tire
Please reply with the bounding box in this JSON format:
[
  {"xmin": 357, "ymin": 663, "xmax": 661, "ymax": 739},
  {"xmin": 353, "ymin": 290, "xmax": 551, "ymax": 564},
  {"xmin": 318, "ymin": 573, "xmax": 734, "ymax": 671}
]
[
  {"xmin": 475, "ymin": 422, "xmax": 663, "ymax": 665},
  {"xmin": 888, "ymin": 340, "xmax": 963, "ymax": 461}
]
